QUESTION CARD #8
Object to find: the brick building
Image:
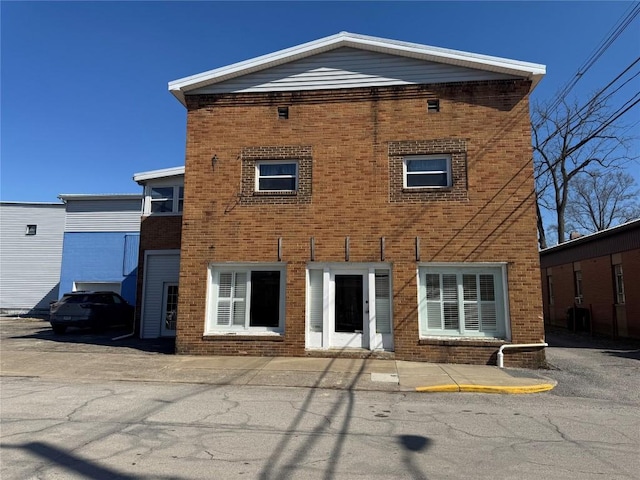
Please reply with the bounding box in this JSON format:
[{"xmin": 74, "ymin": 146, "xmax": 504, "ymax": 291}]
[
  {"xmin": 540, "ymin": 219, "xmax": 640, "ymax": 340},
  {"xmin": 147, "ymin": 32, "xmax": 547, "ymax": 367}
]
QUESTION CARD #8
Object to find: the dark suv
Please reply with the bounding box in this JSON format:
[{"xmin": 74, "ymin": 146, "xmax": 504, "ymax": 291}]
[{"xmin": 49, "ymin": 291, "xmax": 134, "ymax": 334}]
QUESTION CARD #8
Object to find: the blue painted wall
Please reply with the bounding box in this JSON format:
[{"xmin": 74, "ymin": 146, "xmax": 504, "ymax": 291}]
[{"xmin": 59, "ymin": 232, "xmax": 140, "ymax": 304}]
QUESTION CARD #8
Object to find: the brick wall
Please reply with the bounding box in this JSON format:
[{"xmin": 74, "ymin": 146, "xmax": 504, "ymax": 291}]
[
  {"xmin": 622, "ymin": 249, "xmax": 640, "ymax": 339},
  {"xmin": 543, "ymin": 248, "xmax": 640, "ymax": 340},
  {"xmin": 175, "ymin": 80, "xmax": 545, "ymax": 367}
]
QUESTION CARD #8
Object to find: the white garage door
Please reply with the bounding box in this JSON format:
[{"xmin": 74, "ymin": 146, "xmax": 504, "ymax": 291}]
[
  {"xmin": 74, "ymin": 282, "xmax": 121, "ymax": 294},
  {"xmin": 141, "ymin": 251, "xmax": 180, "ymax": 339}
]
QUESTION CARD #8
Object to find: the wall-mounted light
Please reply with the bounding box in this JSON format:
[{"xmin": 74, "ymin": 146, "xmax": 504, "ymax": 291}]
[{"xmin": 211, "ymin": 154, "xmax": 218, "ymax": 169}]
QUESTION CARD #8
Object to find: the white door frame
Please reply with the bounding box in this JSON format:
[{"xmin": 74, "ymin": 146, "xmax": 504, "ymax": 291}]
[
  {"xmin": 306, "ymin": 262, "xmax": 393, "ymax": 351},
  {"xmin": 160, "ymin": 282, "xmax": 179, "ymax": 337}
]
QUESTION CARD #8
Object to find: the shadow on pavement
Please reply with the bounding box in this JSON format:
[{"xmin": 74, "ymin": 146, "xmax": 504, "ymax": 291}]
[
  {"xmin": 4, "ymin": 441, "xmax": 185, "ymax": 480},
  {"xmin": 4, "ymin": 317, "xmax": 175, "ymax": 354},
  {"xmin": 545, "ymin": 326, "xmax": 640, "ymax": 361},
  {"xmin": 257, "ymin": 351, "xmax": 432, "ymax": 480}
]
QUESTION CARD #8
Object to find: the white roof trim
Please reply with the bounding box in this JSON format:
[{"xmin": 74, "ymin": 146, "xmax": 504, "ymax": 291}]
[
  {"xmin": 169, "ymin": 31, "xmax": 546, "ymax": 106},
  {"xmin": 133, "ymin": 166, "xmax": 185, "ymax": 183},
  {"xmin": 0, "ymin": 201, "xmax": 64, "ymax": 206},
  {"xmin": 58, "ymin": 194, "xmax": 141, "ymax": 202}
]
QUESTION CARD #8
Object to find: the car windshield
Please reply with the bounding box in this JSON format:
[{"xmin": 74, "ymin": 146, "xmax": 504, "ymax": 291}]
[{"xmin": 61, "ymin": 295, "xmax": 91, "ymax": 304}]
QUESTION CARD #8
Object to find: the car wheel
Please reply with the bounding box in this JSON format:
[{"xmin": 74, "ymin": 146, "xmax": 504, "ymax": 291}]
[{"xmin": 52, "ymin": 325, "xmax": 67, "ymax": 334}]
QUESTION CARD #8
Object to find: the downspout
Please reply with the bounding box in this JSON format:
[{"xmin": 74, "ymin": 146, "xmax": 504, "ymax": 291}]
[{"xmin": 497, "ymin": 343, "xmax": 548, "ymax": 368}]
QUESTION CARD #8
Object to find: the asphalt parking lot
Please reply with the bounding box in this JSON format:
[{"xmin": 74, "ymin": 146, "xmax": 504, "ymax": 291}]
[
  {"xmin": 544, "ymin": 325, "xmax": 640, "ymax": 404},
  {"xmin": 0, "ymin": 316, "xmax": 175, "ymax": 355}
]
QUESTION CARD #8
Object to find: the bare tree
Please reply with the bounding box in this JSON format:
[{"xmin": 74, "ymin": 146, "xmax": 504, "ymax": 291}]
[
  {"xmin": 566, "ymin": 169, "xmax": 640, "ymax": 233},
  {"xmin": 533, "ymin": 94, "xmax": 637, "ymax": 247}
]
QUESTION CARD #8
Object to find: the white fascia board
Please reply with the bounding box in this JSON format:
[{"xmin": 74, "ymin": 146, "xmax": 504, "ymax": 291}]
[
  {"xmin": 133, "ymin": 166, "xmax": 185, "ymax": 184},
  {"xmin": 168, "ymin": 31, "xmax": 546, "ymax": 106},
  {"xmin": 58, "ymin": 194, "xmax": 141, "ymax": 202}
]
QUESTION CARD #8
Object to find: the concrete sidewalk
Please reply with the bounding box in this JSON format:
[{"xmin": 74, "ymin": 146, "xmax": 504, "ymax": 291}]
[{"xmin": 0, "ymin": 350, "xmax": 556, "ymax": 394}]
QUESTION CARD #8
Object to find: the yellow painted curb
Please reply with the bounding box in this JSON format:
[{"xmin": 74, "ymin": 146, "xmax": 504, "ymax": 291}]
[
  {"xmin": 415, "ymin": 384, "xmax": 460, "ymax": 392},
  {"xmin": 416, "ymin": 383, "xmax": 555, "ymax": 394}
]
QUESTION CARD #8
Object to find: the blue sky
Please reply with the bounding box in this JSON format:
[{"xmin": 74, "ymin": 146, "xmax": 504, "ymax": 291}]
[{"xmin": 1, "ymin": 1, "xmax": 639, "ymax": 202}]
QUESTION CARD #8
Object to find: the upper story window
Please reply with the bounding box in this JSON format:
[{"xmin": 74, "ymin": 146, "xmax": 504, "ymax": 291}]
[
  {"xmin": 255, "ymin": 161, "xmax": 298, "ymax": 192},
  {"xmin": 25, "ymin": 225, "xmax": 37, "ymax": 235},
  {"xmin": 240, "ymin": 145, "xmax": 312, "ymax": 205},
  {"xmin": 403, "ymin": 155, "xmax": 452, "ymax": 189},
  {"xmin": 144, "ymin": 185, "xmax": 184, "ymax": 215},
  {"xmin": 389, "ymin": 139, "xmax": 466, "ymax": 203}
]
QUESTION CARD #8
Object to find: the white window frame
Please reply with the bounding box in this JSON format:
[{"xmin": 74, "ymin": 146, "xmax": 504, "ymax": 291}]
[
  {"xmin": 403, "ymin": 155, "xmax": 452, "ymax": 189},
  {"xmin": 417, "ymin": 263, "xmax": 510, "ymax": 339},
  {"xmin": 205, "ymin": 263, "xmax": 286, "ymax": 335},
  {"xmin": 574, "ymin": 270, "xmax": 583, "ymax": 304},
  {"xmin": 143, "ymin": 183, "xmax": 184, "ymax": 215},
  {"xmin": 255, "ymin": 160, "xmax": 298, "ymax": 192},
  {"xmin": 614, "ymin": 264, "xmax": 625, "ymax": 305}
]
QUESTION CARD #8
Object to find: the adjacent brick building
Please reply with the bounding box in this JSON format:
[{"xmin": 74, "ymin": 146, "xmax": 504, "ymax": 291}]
[
  {"xmin": 540, "ymin": 219, "xmax": 640, "ymax": 340},
  {"xmin": 146, "ymin": 32, "xmax": 547, "ymax": 367}
]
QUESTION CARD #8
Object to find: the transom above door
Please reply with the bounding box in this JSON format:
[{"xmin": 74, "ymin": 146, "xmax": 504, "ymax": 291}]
[{"xmin": 306, "ymin": 263, "xmax": 393, "ymax": 351}]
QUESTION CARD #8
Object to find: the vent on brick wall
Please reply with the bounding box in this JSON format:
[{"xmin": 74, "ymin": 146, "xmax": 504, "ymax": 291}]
[
  {"xmin": 427, "ymin": 99, "xmax": 440, "ymax": 112},
  {"xmin": 278, "ymin": 106, "xmax": 289, "ymax": 119}
]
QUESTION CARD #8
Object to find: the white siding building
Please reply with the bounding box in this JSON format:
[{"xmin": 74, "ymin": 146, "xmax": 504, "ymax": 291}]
[{"xmin": 0, "ymin": 202, "xmax": 65, "ymax": 315}]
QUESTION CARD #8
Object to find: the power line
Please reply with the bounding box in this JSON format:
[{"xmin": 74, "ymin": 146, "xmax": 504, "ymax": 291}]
[
  {"xmin": 535, "ymin": 56, "xmax": 640, "ymax": 153},
  {"xmin": 534, "ymin": 91, "xmax": 640, "ymax": 182},
  {"xmin": 544, "ymin": 2, "xmax": 640, "ymax": 116}
]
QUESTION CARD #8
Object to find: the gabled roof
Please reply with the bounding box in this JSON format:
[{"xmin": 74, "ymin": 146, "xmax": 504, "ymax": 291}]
[
  {"xmin": 169, "ymin": 31, "xmax": 546, "ymax": 106},
  {"xmin": 133, "ymin": 166, "xmax": 185, "ymax": 184}
]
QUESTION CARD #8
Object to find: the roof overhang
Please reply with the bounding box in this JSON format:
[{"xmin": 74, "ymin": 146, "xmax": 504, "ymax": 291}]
[
  {"xmin": 0, "ymin": 201, "xmax": 64, "ymax": 206},
  {"xmin": 58, "ymin": 194, "xmax": 141, "ymax": 203},
  {"xmin": 540, "ymin": 218, "xmax": 640, "ymax": 255},
  {"xmin": 133, "ymin": 166, "xmax": 185, "ymax": 184},
  {"xmin": 168, "ymin": 31, "xmax": 546, "ymax": 107}
]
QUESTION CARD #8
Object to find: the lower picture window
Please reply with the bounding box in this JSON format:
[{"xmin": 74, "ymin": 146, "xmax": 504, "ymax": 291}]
[
  {"xmin": 207, "ymin": 265, "xmax": 285, "ymax": 333},
  {"xmin": 418, "ymin": 265, "xmax": 507, "ymax": 338}
]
